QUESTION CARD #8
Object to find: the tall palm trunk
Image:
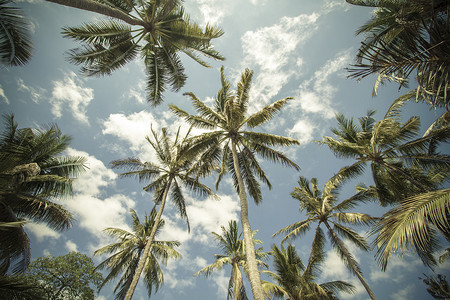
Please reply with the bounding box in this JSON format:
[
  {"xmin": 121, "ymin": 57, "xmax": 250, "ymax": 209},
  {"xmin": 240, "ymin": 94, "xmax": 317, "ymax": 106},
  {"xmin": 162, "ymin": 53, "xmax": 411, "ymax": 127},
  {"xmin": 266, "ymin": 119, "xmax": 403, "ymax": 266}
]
[
  {"xmin": 230, "ymin": 140, "xmax": 265, "ymax": 300},
  {"xmin": 124, "ymin": 177, "xmax": 173, "ymax": 300},
  {"xmin": 45, "ymin": 0, "xmax": 148, "ymax": 28},
  {"xmin": 323, "ymin": 221, "xmax": 377, "ymax": 300},
  {"xmin": 232, "ymin": 262, "xmax": 245, "ymax": 300}
]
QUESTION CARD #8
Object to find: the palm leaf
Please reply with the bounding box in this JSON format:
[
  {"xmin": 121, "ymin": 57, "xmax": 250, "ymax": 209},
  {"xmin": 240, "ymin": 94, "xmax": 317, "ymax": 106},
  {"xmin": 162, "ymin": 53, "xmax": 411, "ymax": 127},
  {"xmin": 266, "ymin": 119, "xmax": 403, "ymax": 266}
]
[{"xmin": 373, "ymin": 188, "xmax": 450, "ymax": 270}]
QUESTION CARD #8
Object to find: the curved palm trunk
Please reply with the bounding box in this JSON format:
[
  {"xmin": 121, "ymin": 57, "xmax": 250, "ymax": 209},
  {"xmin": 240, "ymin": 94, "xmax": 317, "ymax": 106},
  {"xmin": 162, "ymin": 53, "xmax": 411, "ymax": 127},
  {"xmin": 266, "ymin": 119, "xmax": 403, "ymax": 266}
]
[
  {"xmin": 45, "ymin": 0, "xmax": 148, "ymax": 28},
  {"xmin": 230, "ymin": 140, "xmax": 265, "ymax": 300},
  {"xmin": 323, "ymin": 221, "xmax": 377, "ymax": 300},
  {"xmin": 124, "ymin": 177, "xmax": 173, "ymax": 300}
]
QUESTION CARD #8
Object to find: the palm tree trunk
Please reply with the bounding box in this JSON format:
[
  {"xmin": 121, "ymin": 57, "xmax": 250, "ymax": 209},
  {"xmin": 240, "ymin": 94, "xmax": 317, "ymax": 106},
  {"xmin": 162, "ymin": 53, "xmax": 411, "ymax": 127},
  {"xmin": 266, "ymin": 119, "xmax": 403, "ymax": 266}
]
[
  {"xmin": 124, "ymin": 177, "xmax": 173, "ymax": 300},
  {"xmin": 45, "ymin": 0, "xmax": 148, "ymax": 28},
  {"xmin": 323, "ymin": 221, "xmax": 377, "ymax": 300},
  {"xmin": 230, "ymin": 140, "xmax": 265, "ymax": 300}
]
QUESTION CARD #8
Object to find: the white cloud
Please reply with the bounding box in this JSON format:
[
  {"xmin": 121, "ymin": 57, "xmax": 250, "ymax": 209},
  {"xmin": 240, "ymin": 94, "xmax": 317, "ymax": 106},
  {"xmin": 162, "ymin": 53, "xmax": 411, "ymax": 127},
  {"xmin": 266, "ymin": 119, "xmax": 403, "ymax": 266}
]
[
  {"xmin": 64, "ymin": 149, "xmax": 135, "ymax": 249},
  {"xmin": 65, "ymin": 240, "xmax": 78, "ymax": 252},
  {"xmin": 17, "ymin": 78, "xmax": 46, "ymax": 103},
  {"xmin": 102, "ymin": 111, "xmax": 161, "ymax": 160},
  {"xmin": 189, "ymin": 0, "xmax": 231, "ymax": 26},
  {"xmin": 241, "ymin": 13, "xmax": 319, "ymax": 111},
  {"xmin": 294, "ymin": 50, "xmax": 352, "ymax": 119},
  {"xmin": 67, "ymin": 148, "xmax": 117, "ymax": 196},
  {"xmin": 288, "ymin": 118, "xmax": 318, "ymax": 144},
  {"xmin": 50, "ymin": 72, "xmax": 94, "ymax": 125},
  {"xmin": 159, "ymin": 194, "xmax": 240, "ymax": 245},
  {"xmin": 370, "ymin": 253, "xmax": 422, "ymax": 283},
  {"xmin": 0, "ymin": 85, "xmax": 9, "ymax": 104},
  {"xmin": 25, "ymin": 222, "xmax": 61, "ymax": 242},
  {"xmin": 66, "ymin": 194, "xmax": 134, "ymax": 238},
  {"xmin": 320, "ymin": 243, "xmax": 368, "ymax": 300},
  {"xmin": 391, "ymin": 284, "xmax": 415, "ymax": 300}
]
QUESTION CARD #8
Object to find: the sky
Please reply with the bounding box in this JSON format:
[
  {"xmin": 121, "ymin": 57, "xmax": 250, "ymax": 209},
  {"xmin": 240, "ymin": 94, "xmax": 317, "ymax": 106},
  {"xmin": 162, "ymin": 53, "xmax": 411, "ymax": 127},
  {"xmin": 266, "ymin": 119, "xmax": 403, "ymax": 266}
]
[{"xmin": 1, "ymin": 0, "xmax": 449, "ymax": 299}]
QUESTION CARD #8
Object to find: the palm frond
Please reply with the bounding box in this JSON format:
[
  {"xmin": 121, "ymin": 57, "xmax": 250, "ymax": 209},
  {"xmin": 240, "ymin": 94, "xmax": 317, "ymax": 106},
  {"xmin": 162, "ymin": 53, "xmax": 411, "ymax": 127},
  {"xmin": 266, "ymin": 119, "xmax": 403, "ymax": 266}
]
[{"xmin": 373, "ymin": 188, "xmax": 449, "ymax": 270}]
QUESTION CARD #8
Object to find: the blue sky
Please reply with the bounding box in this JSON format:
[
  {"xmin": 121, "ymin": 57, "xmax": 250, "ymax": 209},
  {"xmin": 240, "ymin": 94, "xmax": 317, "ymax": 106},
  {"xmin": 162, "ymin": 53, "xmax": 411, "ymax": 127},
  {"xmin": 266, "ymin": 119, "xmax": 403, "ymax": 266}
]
[{"xmin": 1, "ymin": 0, "xmax": 449, "ymax": 299}]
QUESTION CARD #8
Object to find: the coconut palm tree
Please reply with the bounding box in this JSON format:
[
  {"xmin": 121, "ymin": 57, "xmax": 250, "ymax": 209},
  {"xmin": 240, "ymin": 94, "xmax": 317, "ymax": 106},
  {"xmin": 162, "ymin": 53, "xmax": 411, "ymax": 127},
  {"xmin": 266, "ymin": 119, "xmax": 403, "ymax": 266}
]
[
  {"xmin": 262, "ymin": 242, "xmax": 355, "ymax": 300},
  {"xmin": 346, "ymin": 0, "xmax": 450, "ymax": 108},
  {"xmin": 0, "ymin": 114, "xmax": 87, "ymax": 274},
  {"xmin": 111, "ymin": 126, "xmax": 215, "ymax": 300},
  {"xmin": 194, "ymin": 220, "xmax": 268, "ymax": 300},
  {"xmin": 95, "ymin": 208, "xmax": 180, "ymax": 299},
  {"xmin": 346, "ymin": 0, "xmax": 450, "ymax": 127},
  {"xmin": 274, "ymin": 176, "xmax": 378, "ymax": 300},
  {"xmin": 0, "ymin": 0, "xmax": 33, "ymax": 66},
  {"xmin": 320, "ymin": 106, "xmax": 450, "ymax": 205},
  {"xmin": 170, "ymin": 66, "xmax": 300, "ymax": 300},
  {"xmin": 46, "ymin": 0, "xmax": 224, "ymax": 105},
  {"xmin": 320, "ymin": 107, "xmax": 450, "ymax": 269}
]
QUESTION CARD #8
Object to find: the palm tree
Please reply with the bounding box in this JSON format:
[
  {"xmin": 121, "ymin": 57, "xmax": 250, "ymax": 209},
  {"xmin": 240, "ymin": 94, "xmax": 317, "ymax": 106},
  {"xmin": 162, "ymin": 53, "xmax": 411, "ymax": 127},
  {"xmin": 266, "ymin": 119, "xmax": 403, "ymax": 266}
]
[
  {"xmin": 45, "ymin": 0, "xmax": 224, "ymax": 105},
  {"xmin": 111, "ymin": 126, "xmax": 215, "ymax": 300},
  {"xmin": 320, "ymin": 107, "xmax": 450, "ymax": 269},
  {"xmin": 95, "ymin": 208, "xmax": 180, "ymax": 299},
  {"xmin": 194, "ymin": 220, "xmax": 268, "ymax": 300},
  {"xmin": 0, "ymin": 114, "xmax": 87, "ymax": 274},
  {"xmin": 262, "ymin": 242, "xmax": 355, "ymax": 300},
  {"xmin": 320, "ymin": 106, "xmax": 450, "ymax": 205},
  {"xmin": 346, "ymin": 0, "xmax": 450, "ymax": 124},
  {"xmin": 348, "ymin": 0, "xmax": 450, "ymax": 130},
  {"xmin": 274, "ymin": 176, "xmax": 378, "ymax": 300},
  {"xmin": 0, "ymin": 0, "xmax": 33, "ymax": 66},
  {"xmin": 170, "ymin": 66, "xmax": 300, "ymax": 300}
]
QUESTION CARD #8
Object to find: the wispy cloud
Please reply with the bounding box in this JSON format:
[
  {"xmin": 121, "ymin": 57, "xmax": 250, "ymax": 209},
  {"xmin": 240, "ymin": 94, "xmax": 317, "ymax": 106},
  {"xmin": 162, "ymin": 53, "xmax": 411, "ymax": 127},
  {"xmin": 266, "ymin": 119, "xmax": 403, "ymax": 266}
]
[
  {"xmin": 241, "ymin": 13, "xmax": 319, "ymax": 111},
  {"xmin": 50, "ymin": 72, "xmax": 94, "ymax": 125},
  {"xmin": 293, "ymin": 50, "xmax": 352, "ymax": 119},
  {"xmin": 26, "ymin": 222, "xmax": 61, "ymax": 242},
  {"xmin": 17, "ymin": 78, "xmax": 46, "ymax": 103},
  {"xmin": 0, "ymin": 85, "xmax": 9, "ymax": 104}
]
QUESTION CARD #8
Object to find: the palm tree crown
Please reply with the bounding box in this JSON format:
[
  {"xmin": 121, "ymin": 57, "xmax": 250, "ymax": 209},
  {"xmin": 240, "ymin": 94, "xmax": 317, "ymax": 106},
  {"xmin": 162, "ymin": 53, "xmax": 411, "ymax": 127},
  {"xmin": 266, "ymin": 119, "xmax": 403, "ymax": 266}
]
[
  {"xmin": 56, "ymin": 0, "xmax": 224, "ymax": 105},
  {"xmin": 346, "ymin": 0, "xmax": 450, "ymax": 111},
  {"xmin": 274, "ymin": 176, "xmax": 378, "ymax": 300},
  {"xmin": 194, "ymin": 220, "xmax": 268, "ymax": 300},
  {"xmin": 95, "ymin": 208, "xmax": 180, "ymax": 299},
  {"xmin": 320, "ymin": 107, "xmax": 450, "ymax": 205},
  {"xmin": 110, "ymin": 125, "xmax": 215, "ymax": 300},
  {"xmin": 170, "ymin": 66, "xmax": 300, "ymax": 300},
  {"xmin": 0, "ymin": 0, "xmax": 33, "ymax": 66},
  {"xmin": 262, "ymin": 243, "xmax": 355, "ymax": 300},
  {"xmin": 0, "ymin": 114, "xmax": 87, "ymax": 274}
]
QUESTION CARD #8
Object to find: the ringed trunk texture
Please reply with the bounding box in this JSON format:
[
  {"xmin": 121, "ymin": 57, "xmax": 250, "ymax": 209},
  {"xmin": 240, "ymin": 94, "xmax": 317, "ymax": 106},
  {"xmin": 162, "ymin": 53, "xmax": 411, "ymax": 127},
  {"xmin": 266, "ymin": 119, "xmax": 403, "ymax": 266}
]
[
  {"xmin": 324, "ymin": 221, "xmax": 377, "ymax": 300},
  {"xmin": 231, "ymin": 141, "xmax": 265, "ymax": 300},
  {"xmin": 124, "ymin": 178, "xmax": 172, "ymax": 300},
  {"xmin": 45, "ymin": 0, "xmax": 147, "ymax": 27}
]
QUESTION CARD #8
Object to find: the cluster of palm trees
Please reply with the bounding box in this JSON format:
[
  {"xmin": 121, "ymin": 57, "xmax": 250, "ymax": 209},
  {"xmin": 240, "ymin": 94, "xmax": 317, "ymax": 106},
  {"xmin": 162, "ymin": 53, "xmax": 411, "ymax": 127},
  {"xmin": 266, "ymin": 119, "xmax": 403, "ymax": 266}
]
[{"xmin": 0, "ymin": 0, "xmax": 449, "ymax": 299}]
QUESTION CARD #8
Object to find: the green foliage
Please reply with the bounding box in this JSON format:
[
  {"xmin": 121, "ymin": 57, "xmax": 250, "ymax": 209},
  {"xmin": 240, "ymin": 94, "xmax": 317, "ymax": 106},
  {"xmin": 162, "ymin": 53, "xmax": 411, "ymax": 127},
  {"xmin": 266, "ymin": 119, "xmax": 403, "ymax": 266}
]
[
  {"xmin": 347, "ymin": 0, "xmax": 450, "ymax": 110},
  {"xmin": 0, "ymin": 114, "xmax": 87, "ymax": 274},
  {"xmin": 262, "ymin": 243, "xmax": 355, "ymax": 300},
  {"xmin": 0, "ymin": 0, "xmax": 33, "ymax": 66},
  {"xmin": 321, "ymin": 109, "xmax": 450, "ymax": 205},
  {"xmin": 170, "ymin": 66, "xmax": 300, "ymax": 204},
  {"xmin": 62, "ymin": 0, "xmax": 224, "ymax": 104},
  {"xmin": 194, "ymin": 220, "xmax": 267, "ymax": 300},
  {"xmin": 421, "ymin": 273, "xmax": 450, "ymax": 299},
  {"xmin": 24, "ymin": 252, "xmax": 103, "ymax": 300},
  {"xmin": 94, "ymin": 208, "xmax": 181, "ymax": 299},
  {"xmin": 274, "ymin": 176, "xmax": 377, "ymax": 299}
]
